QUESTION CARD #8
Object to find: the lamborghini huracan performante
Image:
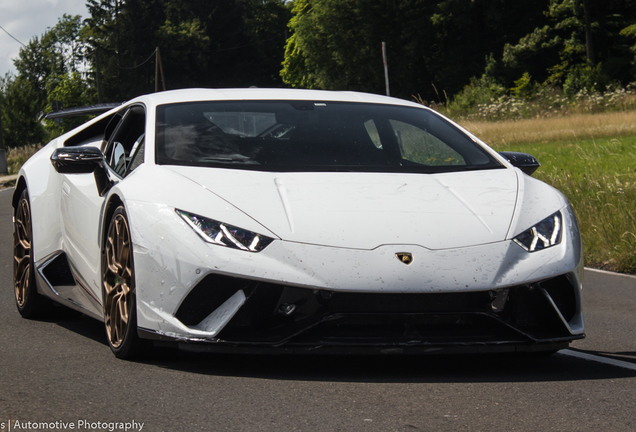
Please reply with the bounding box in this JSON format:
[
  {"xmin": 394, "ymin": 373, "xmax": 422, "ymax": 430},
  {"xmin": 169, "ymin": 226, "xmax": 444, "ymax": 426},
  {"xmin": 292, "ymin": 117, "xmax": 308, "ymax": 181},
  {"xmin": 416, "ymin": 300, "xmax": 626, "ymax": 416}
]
[{"xmin": 12, "ymin": 89, "xmax": 584, "ymax": 358}]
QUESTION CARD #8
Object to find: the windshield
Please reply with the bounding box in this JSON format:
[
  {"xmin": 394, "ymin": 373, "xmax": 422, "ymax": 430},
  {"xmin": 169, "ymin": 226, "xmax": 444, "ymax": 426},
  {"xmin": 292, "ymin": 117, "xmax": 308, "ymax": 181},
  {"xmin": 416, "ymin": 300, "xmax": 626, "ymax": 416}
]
[{"xmin": 155, "ymin": 101, "xmax": 502, "ymax": 173}]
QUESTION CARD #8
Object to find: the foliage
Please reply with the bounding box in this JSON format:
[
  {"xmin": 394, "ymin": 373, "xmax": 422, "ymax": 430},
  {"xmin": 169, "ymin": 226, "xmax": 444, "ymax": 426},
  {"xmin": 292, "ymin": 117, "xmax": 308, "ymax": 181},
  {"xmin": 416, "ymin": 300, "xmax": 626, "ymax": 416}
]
[
  {"xmin": 84, "ymin": 0, "xmax": 291, "ymax": 101},
  {"xmin": 510, "ymin": 73, "xmax": 535, "ymax": 99},
  {"xmin": 280, "ymin": 0, "xmax": 636, "ymax": 104},
  {"xmin": 6, "ymin": 144, "xmax": 42, "ymax": 175},
  {"xmin": 442, "ymin": 83, "xmax": 636, "ymax": 123},
  {"xmin": 502, "ymin": 0, "xmax": 635, "ymax": 88},
  {"xmin": 0, "ymin": 1, "xmax": 291, "ymax": 146},
  {"xmin": 282, "ymin": 0, "xmax": 409, "ymax": 93},
  {"xmin": 13, "ymin": 15, "xmax": 88, "ymax": 105},
  {"xmin": 282, "ymin": 0, "xmax": 546, "ymax": 101},
  {"xmin": 45, "ymin": 71, "xmax": 95, "ymax": 133},
  {"xmin": 1, "ymin": 76, "xmax": 47, "ymax": 148},
  {"xmin": 562, "ymin": 63, "xmax": 610, "ymax": 96},
  {"xmin": 443, "ymin": 74, "xmax": 507, "ymax": 117},
  {"xmin": 1, "ymin": 14, "xmax": 94, "ymax": 146}
]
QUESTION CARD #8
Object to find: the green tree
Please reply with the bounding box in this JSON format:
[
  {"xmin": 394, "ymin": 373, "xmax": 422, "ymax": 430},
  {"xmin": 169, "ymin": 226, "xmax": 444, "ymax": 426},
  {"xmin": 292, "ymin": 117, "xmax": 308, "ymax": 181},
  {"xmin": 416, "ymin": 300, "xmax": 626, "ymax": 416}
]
[
  {"xmin": 84, "ymin": 0, "xmax": 291, "ymax": 101},
  {"xmin": 1, "ymin": 76, "xmax": 47, "ymax": 148},
  {"xmin": 281, "ymin": 0, "xmax": 547, "ymax": 101},
  {"xmin": 46, "ymin": 71, "xmax": 95, "ymax": 133},
  {"xmin": 282, "ymin": 0, "xmax": 439, "ymax": 97},
  {"xmin": 7, "ymin": 14, "xmax": 95, "ymax": 142},
  {"xmin": 503, "ymin": 0, "xmax": 636, "ymax": 91}
]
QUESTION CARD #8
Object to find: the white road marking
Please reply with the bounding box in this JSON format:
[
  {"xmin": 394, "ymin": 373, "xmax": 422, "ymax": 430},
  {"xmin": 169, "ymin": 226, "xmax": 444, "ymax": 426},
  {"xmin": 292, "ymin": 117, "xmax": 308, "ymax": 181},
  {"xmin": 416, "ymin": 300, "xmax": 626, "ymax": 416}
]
[
  {"xmin": 559, "ymin": 349, "xmax": 636, "ymax": 371},
  {"xmin": 584, "ymin": 266, "xmax": 636, "ymax": 280}
]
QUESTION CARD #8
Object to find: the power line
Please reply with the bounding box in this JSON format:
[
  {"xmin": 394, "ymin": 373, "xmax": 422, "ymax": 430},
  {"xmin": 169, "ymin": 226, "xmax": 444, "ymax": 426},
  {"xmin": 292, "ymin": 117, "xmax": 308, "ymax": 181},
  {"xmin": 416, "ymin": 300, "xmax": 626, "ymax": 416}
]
[
  {"xmin": 163, "ymin": 34, "xmax": 284, "ymax": 54},
  {"xmin": 92, "ymin": 33, "xmax": 286, "ymax": 70},
  {"xmin": 0, "ymin": 24, "xmax": 26, "ymax": 47},
  {"xmin": 116, "ymin": 48, "xmax": 157, "ymax": 70}
]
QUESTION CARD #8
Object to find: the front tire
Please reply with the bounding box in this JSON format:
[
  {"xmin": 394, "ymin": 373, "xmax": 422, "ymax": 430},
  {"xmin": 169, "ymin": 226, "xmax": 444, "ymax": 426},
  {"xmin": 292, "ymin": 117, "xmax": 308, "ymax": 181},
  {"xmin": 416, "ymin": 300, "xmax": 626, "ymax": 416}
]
[
  {"xmin": 103, "ymin": 205, "xmax": 147, "ymax": 359},
  {"xmin": 14, "ymin": 189, "xmax": 47, "ymax": 318}
]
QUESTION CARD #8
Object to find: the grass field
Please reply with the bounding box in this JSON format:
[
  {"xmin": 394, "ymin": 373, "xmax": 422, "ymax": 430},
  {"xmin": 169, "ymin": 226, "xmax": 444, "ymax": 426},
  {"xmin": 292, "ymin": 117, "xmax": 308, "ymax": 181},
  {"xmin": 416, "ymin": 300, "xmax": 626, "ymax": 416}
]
[
  {"xmin": 460, "ymin": 110, "xmax": 636, "ymax": 146},
  {"xmin": 460, "ymin": 113, "xmax": 636, "ymax": 273}
]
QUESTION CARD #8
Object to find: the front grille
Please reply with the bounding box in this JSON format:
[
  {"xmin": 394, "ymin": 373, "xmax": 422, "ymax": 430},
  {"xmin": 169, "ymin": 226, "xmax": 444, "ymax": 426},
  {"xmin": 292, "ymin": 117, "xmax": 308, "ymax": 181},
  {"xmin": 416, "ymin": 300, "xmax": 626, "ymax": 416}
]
[
  {"xmin": 327, "ymin": 291, "xmax": 490, "ymax": 313},
  {"xmin": 296, "ymin": 313, "xmax": 521, "ymax": 344},
  {"xmin": 175, "ymin": 273, "xmax": 579, "ymax": 346}
]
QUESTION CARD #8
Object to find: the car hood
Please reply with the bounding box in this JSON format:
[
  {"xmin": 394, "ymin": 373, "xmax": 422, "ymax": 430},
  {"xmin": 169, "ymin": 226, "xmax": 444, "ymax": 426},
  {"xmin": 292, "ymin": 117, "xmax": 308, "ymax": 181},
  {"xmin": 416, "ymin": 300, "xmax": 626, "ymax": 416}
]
[{"xmin": 166, "ymin": 166, "xmax": 519, "ymax": 250}]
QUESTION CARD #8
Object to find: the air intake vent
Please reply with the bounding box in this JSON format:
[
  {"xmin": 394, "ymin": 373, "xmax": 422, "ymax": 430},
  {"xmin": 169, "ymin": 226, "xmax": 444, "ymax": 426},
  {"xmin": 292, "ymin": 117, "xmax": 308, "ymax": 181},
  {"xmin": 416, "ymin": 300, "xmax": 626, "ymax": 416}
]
[
  {"xmin": 175, "ymin": 274, "xmax": 259, "ymax": 326},
  {"xmin": 540, "ymin": 275, "xmax": 577, "ymax": 322},
  {"xmin": 42, "ymin": 253, "xmax": 75, "ymax": 286}
]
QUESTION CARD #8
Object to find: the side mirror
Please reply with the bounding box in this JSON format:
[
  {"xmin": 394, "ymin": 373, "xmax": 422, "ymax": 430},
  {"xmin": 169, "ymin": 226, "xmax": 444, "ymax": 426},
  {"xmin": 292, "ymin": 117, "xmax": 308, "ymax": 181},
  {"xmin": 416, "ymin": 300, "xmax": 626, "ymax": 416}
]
[
  {"xmin": 51, "ymin": 147, "xmax": 115, "ymax": 196},
  {"xmin": 51, "ymin": 146, "xmax": 104, "ymax": 174},
  {"xmin": 499, "ymin": 151, "xmax": 541, "ymax": 176}
]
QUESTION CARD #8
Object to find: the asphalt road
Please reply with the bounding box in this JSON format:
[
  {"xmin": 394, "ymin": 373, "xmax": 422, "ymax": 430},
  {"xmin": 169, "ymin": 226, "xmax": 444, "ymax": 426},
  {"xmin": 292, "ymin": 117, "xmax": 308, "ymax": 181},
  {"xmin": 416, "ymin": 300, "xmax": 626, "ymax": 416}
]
[{"xmin": 1, "ymin": 186, "xmax": 635, "ymax": 432}]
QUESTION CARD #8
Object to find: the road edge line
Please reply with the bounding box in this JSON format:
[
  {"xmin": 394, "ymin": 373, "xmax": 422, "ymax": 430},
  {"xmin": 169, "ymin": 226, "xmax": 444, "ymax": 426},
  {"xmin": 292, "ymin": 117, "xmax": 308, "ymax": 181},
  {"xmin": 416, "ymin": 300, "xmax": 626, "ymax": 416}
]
[
  {"xmin": 559, "ymin": 349, "xmax": 636, "ymax": 371},
  {"xmin": 584, "ymin": 267, "xmax": 636, "ymax": 280}
]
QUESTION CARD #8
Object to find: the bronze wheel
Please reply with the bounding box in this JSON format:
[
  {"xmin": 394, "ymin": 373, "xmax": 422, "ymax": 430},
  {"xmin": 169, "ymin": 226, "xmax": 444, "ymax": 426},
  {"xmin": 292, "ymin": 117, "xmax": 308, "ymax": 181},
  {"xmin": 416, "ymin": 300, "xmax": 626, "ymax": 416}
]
[
  {"xmin": 103, "ymin": 206, "xmax": 146, "ymax": 358},
  {"xmin": 13, "ymin": 189, "xmax": 45, "ymax": 317}
]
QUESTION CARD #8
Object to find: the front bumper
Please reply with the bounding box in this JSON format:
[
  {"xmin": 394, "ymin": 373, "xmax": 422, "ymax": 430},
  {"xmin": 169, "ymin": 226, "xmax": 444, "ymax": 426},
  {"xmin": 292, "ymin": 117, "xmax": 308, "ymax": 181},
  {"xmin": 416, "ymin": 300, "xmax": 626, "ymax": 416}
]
[
  {"xmin": 138, "ymin": 271, "xmax": 583, "ymax": 354},
  {"xmin": 128, "ymin": 201, "xmax": 584, "ymax": 353}
]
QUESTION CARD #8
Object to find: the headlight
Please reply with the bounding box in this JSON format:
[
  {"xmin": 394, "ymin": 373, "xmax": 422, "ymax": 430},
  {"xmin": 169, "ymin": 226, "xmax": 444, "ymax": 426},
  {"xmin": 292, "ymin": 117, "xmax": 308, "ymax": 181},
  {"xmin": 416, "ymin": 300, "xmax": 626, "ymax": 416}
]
[
  {"xmin": 176, "ymin": 210, "xmax": 274, "ymax": 252},
  {"xmin": 513, "ymin": 211, "xmax": 562, "ymax": 252}
]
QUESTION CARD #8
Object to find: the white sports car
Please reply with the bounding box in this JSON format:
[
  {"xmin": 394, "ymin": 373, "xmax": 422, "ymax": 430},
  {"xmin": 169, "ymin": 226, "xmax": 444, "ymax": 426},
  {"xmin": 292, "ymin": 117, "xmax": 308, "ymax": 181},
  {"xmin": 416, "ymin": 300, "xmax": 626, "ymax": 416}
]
[{"xmin": 13, "ymin": 88, "xmax": 584, "ymax": 358}]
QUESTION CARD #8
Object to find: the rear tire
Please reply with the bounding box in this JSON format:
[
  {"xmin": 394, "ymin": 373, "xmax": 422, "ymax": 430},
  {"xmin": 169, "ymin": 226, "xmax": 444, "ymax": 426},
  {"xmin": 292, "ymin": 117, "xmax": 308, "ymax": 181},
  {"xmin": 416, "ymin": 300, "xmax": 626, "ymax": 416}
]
[{"xmin": 13, "ymin": 189, "xmax": 47, "ymax": 318}]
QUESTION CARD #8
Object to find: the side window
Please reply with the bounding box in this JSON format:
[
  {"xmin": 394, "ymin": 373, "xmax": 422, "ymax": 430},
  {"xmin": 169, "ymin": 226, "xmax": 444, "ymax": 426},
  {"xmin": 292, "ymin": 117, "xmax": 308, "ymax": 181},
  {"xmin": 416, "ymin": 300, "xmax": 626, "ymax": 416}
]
[
  {"xmin": 389, "ymin": 120, "xmax": 465, "ymax": 166},
  {"xmin": 127, "ymin": 136, "xmax": 145, "ymax": 174},
  {"xmin": 103, "ymin": 106, "xmax": 146, "ymax": 177},
  {"xmin": 110, "ymin": 142, "xmax": 127, "ymax": 176}
]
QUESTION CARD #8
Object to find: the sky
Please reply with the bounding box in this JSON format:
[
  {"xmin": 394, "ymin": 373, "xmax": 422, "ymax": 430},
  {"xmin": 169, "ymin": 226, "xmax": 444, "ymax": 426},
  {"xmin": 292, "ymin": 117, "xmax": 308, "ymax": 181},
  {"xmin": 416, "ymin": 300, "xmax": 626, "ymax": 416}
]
[{"xmin": 0, "ymin": 0, "xmax": 89, "ymax": 78}]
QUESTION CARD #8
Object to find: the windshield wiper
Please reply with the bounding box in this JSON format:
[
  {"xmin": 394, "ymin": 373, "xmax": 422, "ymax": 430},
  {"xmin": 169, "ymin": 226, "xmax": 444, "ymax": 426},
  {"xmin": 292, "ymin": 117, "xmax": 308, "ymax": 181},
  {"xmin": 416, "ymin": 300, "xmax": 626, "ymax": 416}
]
[{"xmin": 199, "ymin": 154, "xmax": 258, "ymax": 164}]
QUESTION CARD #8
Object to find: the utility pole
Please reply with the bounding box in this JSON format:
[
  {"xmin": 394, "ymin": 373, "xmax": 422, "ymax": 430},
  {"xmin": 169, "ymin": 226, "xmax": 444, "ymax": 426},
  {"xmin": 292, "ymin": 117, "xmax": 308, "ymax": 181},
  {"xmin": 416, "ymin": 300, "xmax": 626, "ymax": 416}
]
[
  {"xmin": 0, "ymin": 104, "xmax": 7, "ymax": 174},
  {"xmin": 582, "ymin": 0, "xmax": 595, "ymax": 64},
  {"xmin": 155, "ymin": 47, "xmax": 166, "ymax": 92},
  {"xmin": 95, "ymin": 49, "xmax": 102, "ymax": 104},
  {"xmin": 382, "ymin": 42, "xmax": 390, "ymax": 96},
  {"xmin": 52, "ymin": 101, "xmax": 63, "ymax": 137}
]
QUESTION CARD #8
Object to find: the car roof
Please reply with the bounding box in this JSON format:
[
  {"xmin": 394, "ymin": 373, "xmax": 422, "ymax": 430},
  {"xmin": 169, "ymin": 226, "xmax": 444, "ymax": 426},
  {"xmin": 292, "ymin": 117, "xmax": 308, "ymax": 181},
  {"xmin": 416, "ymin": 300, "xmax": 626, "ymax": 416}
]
[
  {"xmin": 129, "ymin": 88, "xmax": 425, "ymax": 109},
  {"xmin": 57, "ymin": 88, "xmax": 433, "ymax": 147}
]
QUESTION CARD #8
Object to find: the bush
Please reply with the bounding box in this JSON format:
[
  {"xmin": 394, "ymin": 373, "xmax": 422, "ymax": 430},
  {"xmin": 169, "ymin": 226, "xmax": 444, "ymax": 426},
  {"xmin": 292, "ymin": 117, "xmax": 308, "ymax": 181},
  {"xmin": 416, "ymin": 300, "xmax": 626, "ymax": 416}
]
[
  {"xmin": 7, "ymin": 144, "xmax": 41, "ymax": 175},
  {"xmin": 433, "ymin": 81, "xmax": 636, "ymax": 122},
  {"xmin": 444, "ymin": 75, "xmax": 507, "ymax": 117},
  {"xmin": 510, "ymin": 72, "xmax": 535, "ymax": 99},
  {"xmin": 563, "ymin": 64, "xmax": 611, "ymax": 97}
]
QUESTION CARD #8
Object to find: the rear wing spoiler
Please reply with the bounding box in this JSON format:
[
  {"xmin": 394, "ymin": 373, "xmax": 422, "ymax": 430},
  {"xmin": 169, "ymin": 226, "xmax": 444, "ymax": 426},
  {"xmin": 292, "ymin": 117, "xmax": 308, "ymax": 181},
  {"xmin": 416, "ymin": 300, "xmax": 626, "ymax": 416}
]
[{"xmin": 44, "ymin": 103, "xmax": 122, "ymax": 120}]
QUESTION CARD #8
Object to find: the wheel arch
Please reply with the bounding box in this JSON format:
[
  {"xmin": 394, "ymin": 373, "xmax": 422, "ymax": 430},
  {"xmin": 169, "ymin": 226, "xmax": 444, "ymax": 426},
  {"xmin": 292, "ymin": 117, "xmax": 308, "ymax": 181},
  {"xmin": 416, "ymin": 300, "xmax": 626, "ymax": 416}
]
[
  {"xmin": 12, "ymin": 176, "xmax": 28, "ymax": 215},
  {"xmin": 101, "ymin": 193, "xmax": 125, "ymax": 254}
]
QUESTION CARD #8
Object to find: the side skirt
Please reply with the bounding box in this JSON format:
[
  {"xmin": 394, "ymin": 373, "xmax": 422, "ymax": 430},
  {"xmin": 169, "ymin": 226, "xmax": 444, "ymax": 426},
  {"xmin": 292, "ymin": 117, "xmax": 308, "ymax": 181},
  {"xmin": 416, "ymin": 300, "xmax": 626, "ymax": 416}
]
[{"xmin": 35, "ymin": 251, "xmax": 103, "ymax": 320}]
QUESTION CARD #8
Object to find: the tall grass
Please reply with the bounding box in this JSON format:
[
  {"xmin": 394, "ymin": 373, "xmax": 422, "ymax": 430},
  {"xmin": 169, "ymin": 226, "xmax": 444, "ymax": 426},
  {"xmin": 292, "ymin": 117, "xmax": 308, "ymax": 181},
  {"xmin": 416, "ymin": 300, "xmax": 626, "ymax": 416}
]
[{"xmin": 459, "ymin": 111, "xmax": 636, "ymax": 148}]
